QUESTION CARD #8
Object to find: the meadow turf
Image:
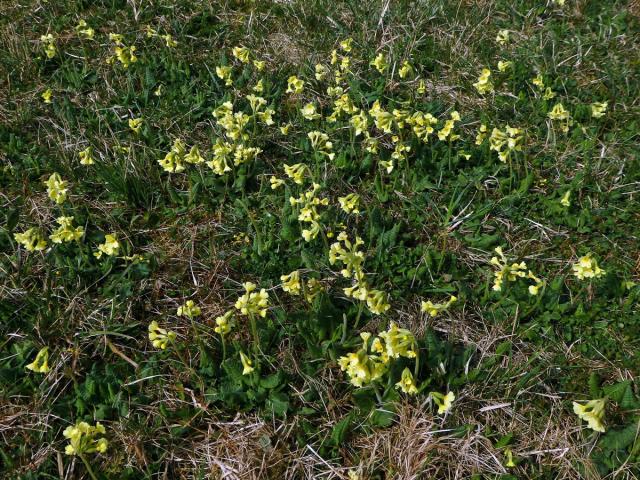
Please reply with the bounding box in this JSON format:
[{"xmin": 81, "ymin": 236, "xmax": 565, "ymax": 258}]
[{"xmin": 1, "ymin": 0, "xmax": 640, "ymax": 478}]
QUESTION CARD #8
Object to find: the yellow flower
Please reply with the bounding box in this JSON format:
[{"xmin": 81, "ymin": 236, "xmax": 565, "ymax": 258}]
[
  {"xmin": 591, "ymin": 102, "xmax": 608, "ymax": 118},
  {"xmin": 129, "ymin": 117, "xmax": 143, "ymax": 134},
  {"xmin": 50, "ymin": 216, "xmax": 84, "ymax": 244},
  {"xmin": 185, "ymin": 146, "xmax": 205, "ymax": 165},
  {"xmin": 214, "ymin": 311, "xmax": 233, "ymax": 335},
  {"xmin": 315, "ymin": 64, "xmax": 328, "ymax": 81},
  {"xmin": 430, "ymin": 391, "xmax": 455, "ymax": 414},
  {"xmin": 475, "ymin": 123, "xmax": 488, "ymax": 145},
  {"xmin": 301, "ymin": 102, "xmax": 321, "ymax": 120},
  {"xmin": 41, "ymin": 88, "xmax": 53, "ymax": 104},
  {"xmin": 399, "ymin": 60, "xmax": 413, "ymax": 79},
  {"xmin": 370, "ymin": 53, "xmax": 388, "ymax": 74},
  {"xmin": 496, "ymin": 29, "xmax": 510, "ymax": 45},
  {"xmin": 44, "ymin": 173, "xmax": 68, "ymax": 204},
  {"xmin": 572, "ymin": 254, "xmax": 605, "ymax": 280},
  {"xmin": 421, "ymin": 295, "xmax": 457, "ymax": 317},
  {"xmin": 235, "ymin": 282, "xmax": 269, "ymax": 318},
  {"xmin": 280, "ymin": 123, "xmax": 292, "ymax": 135},
  {"xmin": 253, "ymin": 59, "xmax": 266, "ymax": 71},
  {"xmin": 497, "ymin": 60, "xmax": 512, "ymax": 72},
  {"xmin": 489, "ymin": 125, "xmax": 523, "ymax": 162},
  {"xmin": 79, "ymin": 147, "xmax": 95, "ymax": 165},
  {"xmin": 253, "ymin": 79, "xmax": 264, "ymax": 93},
  {"xmin": 365, "ymin": 289, "xmax": 390, "ymax": 315},
  {"xmin": 378, "ymin": 322, "xmax": 417, "ymax": 359},
  {"xmin": 162, "ymin": 34, "xmax": 177, "ymax": 48},
  {"xmin": 307, "ymin": 131, "xmax": 334, "ymax": 159},
  {"xmin": 532, "ymin": 73, "xmax": 545, "ymax": 90},
  {"xmin": 437, "ymin": 111, "xmax": 461, "ymax": 141},
  {"xmin": 527, "ymin": 270, "xmax": 544, "ymax": 296},
  {"xmin": 349, "ymin": 111, "xmax": 369, "ymax": 137},
  {"xmin": 40, "ymin": 34, "xmax": 57, "ymax": 58},
  {"xmin": 270, "ymin": 176, "xmax": 285, "ymax": 189},
  {"xmin": 548, "ymin": 103, "xmax": 573, "ymax": 132},
  {"xmin": 216, "ymin": 65, "xmax": 233, "ymax": 86},
  {"xmin": 417, "ymin": 78, "xmax": 427, "ymax": 94},
  {"xmin": 14, "ymin": 228, "xmax": 47, "ymax": 252},
  {"xmin": 75, "ymin": 20, "xmax": 95, "ymax": 39},
  {"xmin": 148, "ymin": 320, "xmax": 176, "ymax": 349},
  {"xmin": 329, "ymin": 232, "xmax": 365, "ymax": 278},
  {"xmin": 560, "ymin": 190, "xmax": 571, "ymax": 207},
  {"xmin": 338, "ymin": 193, "xmax": 360, "ymax": 214},
  {"xmin": 573, "ymin": 398, "xmax": 606, "ymax": 432},
  {"xmin": 26, "ymin": 347, "xmax": 50, "ymax": 373},
  {"xmin": 504, "ymin": 449, "xmax": 516, "ymax": 468},
  {"xmin": 490, "ymin": 246, "xmax": 528, "ymax": 291},
  {"xmin": 281, "ymin": 270, "xmax": 301, "ymax": 295},
  {"xmin": 542, "ymin": 87, "xmax": 555, "ymax": 100},
  {"xmin": 94, "ymin": 234, "xmax": 120, "ymax": 259},
  {"xmin": 548, "ymin": 102, "xmax": 570, "ymax": 121},
  {"xmin": 303, "ymin": 278, "xmax": 323, "ymax": 304},
  {"xmin": 396, "ymin": 368, "xmax": 418, "ymax": 394},
  {"xmin": 473, "ymin": 68, "xmax": 494, "ymax": 94},
  {"xmin": 159, "ymin": 139, "xmax": 187, "ymax": 173},
  {"xmin": 286, "ymin": 75, "xmax": 304, "ymax": 94},
  {"xmin": 339, "ymin": 38, "xmax": 353, "ymax": 52},
  {"xmin": 239, "ymin": 351, "xmax": 254, "ymax": 375},
  {"xmin": 338, "ymin": 333, "xmax": 388, "ymax": 387},
  {"xmin": 232, "ymin": 46, "xmax": 250, "ymax": 63},
  {"xmin": 284, "ymin": 163, "xmax": 306, "ymax": 184},
  {"xmin": 63, "ymin": 422, "xmax": 108, "ymax": 456},
  {"xmin": 177, "ymin": 300, "xmax": 201, "ymax": 318},
  {"xmin": 107, "ymin": 41, "xmax": 137, "ymax": 68}
]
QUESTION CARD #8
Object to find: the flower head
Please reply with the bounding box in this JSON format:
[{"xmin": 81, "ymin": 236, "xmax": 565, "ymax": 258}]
[
  {"xmin": 49, "ymin": 216, "xmax": 84, "ymax": 244},
  {"xmin": 79, "ymin": 147, "xmax": 95, "ymax": 165},
  {"xmin": 26, "ymin": 347, "xmax": 50, "ymax": 373},
  {"xmin": 148, "ymin": 321, "xmax": 176, "ymax": 349},
  {"xmin": 214, "ymin": 311, "xmax": 233, "ymax": 335},
  {"xmin": 63, "ymin": 422, "xmax": 108, "ymax": 456},
  {"xmin": 14, "ymin": 228, "xmax": 47, "ymax": 252},
  {"xmin": 239, "ymin": 351, "xmax": 254, "ymax": 375},
  {"xmin": 177, "ymin": 300, "xmax": 201, "ymax": 318},
  {"xmin": 421, "ymin": 295, "xmax": 457, "ymax": 317},
  {"xmin": 281, "ymin": 270, "xmax": 301, "ymax": 295},
  {"xmin": 572, "ymin": 254, "xmax": 605, "ymax": 280},
  {"xmin": 395, "ymin": 367, "xmax": 418, "ymax": 394},
  {"xmin": 430, "ymin": 391, "xmax": 455, "ymax": 414},
  {"xmin": 235, "ymin": 282, "xmax": 269, "ymax": 317},
  {"xmin": 94, "ymin": 234, "xmax": 120, "ymax": 259},
  {"xmin": 45, "ymin": 173, "xmax": 68, "ymax": 204},
  {"xmin": 573, "ymin": 398, "xmax": 606, "ymax": 432}
]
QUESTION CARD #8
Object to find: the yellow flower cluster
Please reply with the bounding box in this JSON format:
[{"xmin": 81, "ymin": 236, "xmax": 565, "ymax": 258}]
[
  {"xmin": 159, "ymin": 139, "xmax": 205, "ymax": 173},
  {"xmin": 573, "ymin": 398, "xmax": 606, "ymax": 432},
  {"xmin": 307, "ymin": 131, "xmax": 334, "ymax": 159},
  {"xmin": 107, "ymin": 34, "xmax": 137, "ymax": 68},
  {"xmin": 129, "ymin": 117, "xmax": 143, "ymax": 134},
  {"xmin": 79, "ymin": 146, "xmax": 95, "ymax": 165},
  {"xmin": 572, "ymin": 254, "xmax": 605, "ymax": 280},
  {"xmin": 329, "ymin": 232, "xmax": 390, "ymax": 315},
  {"xmin": 26, "ymin": 347, "xmax": 50, "ymax": 373},
  {"xmin": 338, "ymin": 193, "xmax": 360, "ymax": 214},
  {"xmin": 45, "ymin": 173, "xmax": 68, "ymax": 204},
  {"xmin": 548, "ymin": 103, "xmax": 572, "ymax": 132},
  {"xmin": 75, "ymin": 20, "xmax": 95, "ymax": 39},
  {"xmin": 430, "ymin": 391, "xmax": 456, "ymax": 414},
  {"xmin": 590, "ymin": 102, "xmax": 607, "ymax": 118},
  {"xmin": 235, "ymin": 282, "xmax": 269, "ymax": 318},
  {"xmin": 489, "ymin": 125, "xmax": 523, "ymax": 162},
  {"xmin": 240, "ymin": 351, "xmax": 254, "ymax": 375},
  {"xmin": 49, "ymin": 216, "xmax": 84, "ymax": 244},
  {"xmin": 421, "ymin": 295, "xmax": 457, "ymax": 317},
  {"xmin": 14, "ymin": 228, "xmax": 47, "ymax": 252},
  {"xmin": 339, "ymin": 324, "xmax": 418, "ymax": 392},
  {"xmin": 290, "ymin": 183, "xmax": 329, "ymax": 242},
  {"xmin": 281, "ymin": 270, "xmax": 301, "ymax": 295},
  {"xmin": 214, "ymin": 311, "xmax": 233, "ymax": 335},
  {"xmin": 94, "ymin": 234, "xmax": 120, "ymax": 259},
  {"xmin": 490, "ymin": 247, "xmax": 543, "ymax": 295},
  {"xmin": 63, "ymin": 421, "xmax": 108, "ymax": 456},
  {"xmin": 473, "ymin": 68, "xmax": 494, "ymax": 94},
  {"xmin": 148, "ymin": 321, "xmax": 176, "ymax": 349},
  {"xmin": 177, "ymin": 300, "xmax": 201, "ymax": 318},
  {"xmin": 40, "ymin": 34, "xmax": 57, "ymax": 58}
]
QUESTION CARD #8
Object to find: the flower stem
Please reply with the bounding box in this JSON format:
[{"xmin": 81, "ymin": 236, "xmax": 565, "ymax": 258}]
[{"xmin": 79, "ymin": 453, "xmax": 99, "ymax": 480}]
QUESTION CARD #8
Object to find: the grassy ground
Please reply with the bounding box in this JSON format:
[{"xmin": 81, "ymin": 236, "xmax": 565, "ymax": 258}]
[{"xmin": 1, "ymin": 0, "xmax": 640, "ymax": 478}]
